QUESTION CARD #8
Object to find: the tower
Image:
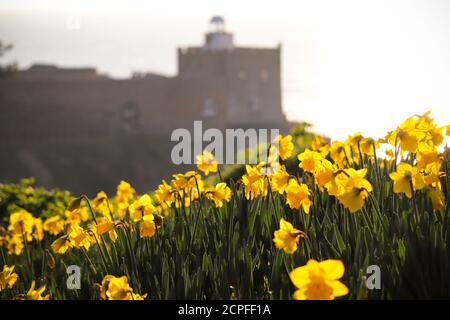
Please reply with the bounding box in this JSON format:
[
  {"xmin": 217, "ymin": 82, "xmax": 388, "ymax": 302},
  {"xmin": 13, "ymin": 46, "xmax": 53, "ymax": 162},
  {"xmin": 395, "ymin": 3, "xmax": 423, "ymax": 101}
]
[
  {"xmin": 177, "ymin": 17, "xmax": 287, "ymax": 130},
  {"xmin": 204, "ymin": 16, "xmax": 234, "ymax": 51}
]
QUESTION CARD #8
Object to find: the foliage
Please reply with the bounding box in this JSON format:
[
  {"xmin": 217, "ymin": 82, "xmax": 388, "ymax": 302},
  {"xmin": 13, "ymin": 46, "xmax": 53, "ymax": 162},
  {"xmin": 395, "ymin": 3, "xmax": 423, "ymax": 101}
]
[
  {"xmin": 0, "ymin": 178, "xmax": 71, "ymax": 222},
  {"xmin": 0, "ymin": 112, "xmax": 449, "ymax": 300}
]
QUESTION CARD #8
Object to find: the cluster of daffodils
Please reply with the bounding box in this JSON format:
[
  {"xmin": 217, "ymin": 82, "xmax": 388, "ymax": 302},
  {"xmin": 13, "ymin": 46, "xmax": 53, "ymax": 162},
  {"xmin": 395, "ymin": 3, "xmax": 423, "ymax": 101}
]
[
  {"xmin": 0, "ymin": 265, "xmax": 49, "ymax": 300},
  {"xmin": 0, "ymin": 111, "xmax": 448, "ymax": 300},
  {"xmin": 268, "ymin": 112, "xmax": 448, "ymax": 300},
  {"xmin": 387, "ymin": 112, "xmax": 448, "ymax": 210}
]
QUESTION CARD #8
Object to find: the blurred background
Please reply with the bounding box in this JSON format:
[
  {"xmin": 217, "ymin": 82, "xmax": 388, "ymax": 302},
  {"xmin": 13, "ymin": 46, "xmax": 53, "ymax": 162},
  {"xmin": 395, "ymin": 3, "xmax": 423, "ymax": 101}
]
[{"xmin": 1, "ymin": 0, "xmax": 449, "ymax": 194}]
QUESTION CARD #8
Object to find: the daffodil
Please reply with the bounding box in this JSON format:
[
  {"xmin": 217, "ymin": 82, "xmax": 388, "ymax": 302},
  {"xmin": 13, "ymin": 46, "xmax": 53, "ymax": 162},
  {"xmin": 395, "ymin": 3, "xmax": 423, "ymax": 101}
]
[
  {"xmin": 116, "ymin": 180, "xmax": 135, "ymax": 203},
  {"xmin": 18, "ymin": 281, "xmax": 50, "ymax": 300},
  {"xmin": 273, "ymin": 218, "xmax": 305, "ymax": 254},
  {"xmin": 205, "ymin": 182, "xmax": 232, "ymax": 208},
  {"xmin": 298, "ymin": 149, "xmax": 323, "ymax": 174},
  {"xmin": 140, "ymin": 214, "xmax": 156, "ymax": 238},
  {"xmin": 100, "ymin": 275, "xmax": 147, "ymax": 300},
  {"xmin": 172, "ymin": 171, "xmax": 203, "ymax": 191},
  {"xmin": 285, "ymin": 179, "xmax": 312, "ymax": 213},
  {"xmin": 32, "ymin": 217, "xmax": 44, "ymax": 241},
  {"xmin": 269, "ymin": 165, "xmax": 290, "ymax": 194},
  {"xmin": 289, "ymin": 259, "xmax": 349, "ymax": 300},
  {"xmin": 196, "ymin": 150, "xmax": 218, "ymax": 176},
  {"xmin": 387, "ymin": 116, "xmax": 423, "ymax": 154},
  {"xmin": 129, "ymin": 194, "xmax": 156, "ymax": 221},
  {"xmin": 314, "ymin": 159, "xmax": 337, "ymax": 192},
  {"xmin": 423, "ymin": 160, "xmax": 442, "ymax": 188},
  {"xmin": 0, "ymin": 265, "xmax": 18, "ymax": 291},
  {"xmin": 92, "ymin": 191, "xmax": 111, "ymax": 219},
  {"xmin": 51, "ymin": 235, "xmax": 71, "ymax": 254},
  {"xmin": 65, "ymin": 207, "xmax": 89, "ymax": 225},
  {"xmin": 68, "ymin": 224, "xmax": 92, "ymax": 250},
  {"xmin": 416, "ymin": 143, "xmax": 439, "ymax": 170},
  {"xmin": 359, "ymin": 137, "xmax": 379, "ymax": 156},
  {"xmin": 155, "ymin": 180, "xmax": 174, "ymax": 206},
  {"xmin": 94, "ymin": 217, "xmax": 118, "ymax": 242},
  {"xmin": 428, "ymin": 188, "xmax": 445, "ymax": 211},
  {"xmin": 171, "ymin": 172, "xmax": 204, "ymax": 207},
  {"xmin": 116, "ymin": 201, "xmax": 129, "ymax": 219},
  {"xmin": 272, "ymin": 134, "xmax": 294, "ymax": 160},
  {"xmin": 311, "ymin": 135, "xmax": 328, "ymax": 152},
  {"xmin": 8, "ymin": 209, "xmax": 34, "ymax": 241},
  {"xmin": 330, "ymin": 141, "xmax": 352, "ymax": 167},
  {"xmin": 43, "ymin": 215, "xmax": 65, "ymax": 236},
  {"xmin": 242, "ymin": 165, "xmax": 268, "ymax": 200},
  {"xmin": 5, "ymin": 233, "xmax": 24, "ymax": 255},
  {"xmin": 389, "ymin": 163, "xmax": 425, "ymax": 198},
  {"xmin": 338, "ymin": 168, "xmax": 373, "ymax": 213}
]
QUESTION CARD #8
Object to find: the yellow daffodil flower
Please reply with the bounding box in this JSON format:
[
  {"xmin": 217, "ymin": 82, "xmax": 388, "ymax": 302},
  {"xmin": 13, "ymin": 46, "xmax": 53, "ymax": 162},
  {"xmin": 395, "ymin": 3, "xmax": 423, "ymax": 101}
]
[
  {"xmin": 8, "ymin": 209, "xmax": 34, "ymax": 241},
  {"xmin": 271, "ymin": 134, "xmax": 294, "ymax": 160},
  {"xmin": 0, "ymin": 265, "xmax": 18, "ymax": 291},
  {"xmin": 65, "ymin": 207, "xmax": 89, "ymax": 225},
  {"xmin": 129, "ymin": 194, "xmax": 157, "ymax": 221},
  {"xmin": 17, "ymin": 281, "xmax": 50, "ymax": 300},
  {"xmin": 285, "ymin": 179, "xmax": 312, "ymax": 213},
  {"xmin": 428, "ymin": 188, "xmax": 445, "ymax": 211},
  {"xmin": 92, "ymin": 191, "xmax": 111, "ymax": 219},
  {"xmin": 6, "ymin": 234, "xmax": 24, "ymax": 255},
  {"xmin": 100, "ymin": 275, "xmax": 147, "ymax": 300},
  {"xmin": 32, "ymin": 217, "xmax": 44, "ymax": 241},
  {"xmin": 116, "ymin": 180, "xmax": 135, "ymax": 203},
  {"xmin": 155, "ymin": 180, "xmax": 175, "ymax": 206},
  {"xmin": 205, "ymin": 182, "xmax": 232, "ymax": 208},
  {"xmin": 51, "ymin": 235, "xmax": 71, "ymax": 254},
  {"xmin": 311, "ymin": 135, "xmax": 327, "ymax": 152},
  {"xmin": 140, "ymin": 214, "xmax": 156, "ymax": 238},
  {"xmin": 68, "ymin": 224, "xmax": 92, "ymax": 250},
  {"xmin": 242, "ymin": 165, "xmax": 268, "ymax": 200},
  {"xmin": 269, "ymin": 165, "xmax": 290, "ymax": 194},
  {"xmin": 330, "ymin": 141, "xmax": 352, "ymax": 167},
  {"xmin": 273, "ymin": 218, "xmax": 305, "ymax": 254},
  {"xmin": 196, "ymin": 150, "xmax": 218, "ymax": 176},
  {"xmin": 416, "ymin": 143, "xmax": 439, "ymax": 170},
  {"xmin": 298, "ymin": 149, "xmax": 323, "ymax": 174},
  {"xmin": 389, "ymin": 163, "xmax": 425, "ymax": 198},
  {"xmin": 359, "ymin": 137, "xmax": 379, "ymax": 156},
  {"xmin": 43, "ymin": 216, "xmax": 65, "ymax": 236},
  {"xmin": 289, "ymin": 259, "xmax": 349, "ymax": 300},
  {"xmin": 338, "ymin": 168, "xmax": 373, "ymax": 213}
]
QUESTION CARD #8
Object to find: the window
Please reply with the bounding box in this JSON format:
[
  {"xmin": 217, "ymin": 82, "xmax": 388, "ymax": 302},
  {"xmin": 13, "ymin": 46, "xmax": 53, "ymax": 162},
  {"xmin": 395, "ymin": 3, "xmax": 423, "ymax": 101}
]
[
  {"xmin": 120, "ymin": 101, "xmax": 140, "ymax": 132},
  {"xmin": 260, "ymin": 69, "xmax": 269, "ymax": 82},
  {"xmin": 248, "ymin": 96, "xmax": 259, "ymax": 112},
  {"xmin": 238, "ymin": 70, "xmax": 247, "ymax": 80},
  {"xmin": 203, "ymin": 99, "xmax": 217, "ymax": 117}
]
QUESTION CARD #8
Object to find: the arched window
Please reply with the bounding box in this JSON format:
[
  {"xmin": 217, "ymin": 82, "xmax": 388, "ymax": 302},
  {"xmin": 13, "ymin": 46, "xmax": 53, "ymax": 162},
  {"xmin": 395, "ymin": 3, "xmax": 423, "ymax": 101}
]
[
  {"xmin": 238, "ymin": 70, "xmax": 247, "ymax": 80},
  {"xmin": 120, "ymin": 101, "xmax": 140, "ymax": 132},
  {"xmin": 203, "ymin": 98, "xmax": 217, "ymax": 117}
]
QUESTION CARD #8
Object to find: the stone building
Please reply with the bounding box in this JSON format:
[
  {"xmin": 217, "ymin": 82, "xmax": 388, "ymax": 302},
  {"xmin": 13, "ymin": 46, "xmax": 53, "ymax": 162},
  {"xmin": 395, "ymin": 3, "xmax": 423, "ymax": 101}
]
[{"xmin": 0, "ymin": 17, "xmax": 288, "ymax": 194}]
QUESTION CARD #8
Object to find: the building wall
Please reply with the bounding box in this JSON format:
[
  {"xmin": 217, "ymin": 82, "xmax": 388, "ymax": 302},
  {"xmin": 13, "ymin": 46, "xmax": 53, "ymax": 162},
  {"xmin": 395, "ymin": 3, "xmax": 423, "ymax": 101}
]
[
  {"xmin": 178, "ymin": 46, "xmax": 286, "ymax": 128},
  {"xmin": 224, "ymin": 47, "xmax": 284, "ymax": 127},
  {"xmin": 0, "ymin": 44, "xmax": 288, "ymax": 194}
]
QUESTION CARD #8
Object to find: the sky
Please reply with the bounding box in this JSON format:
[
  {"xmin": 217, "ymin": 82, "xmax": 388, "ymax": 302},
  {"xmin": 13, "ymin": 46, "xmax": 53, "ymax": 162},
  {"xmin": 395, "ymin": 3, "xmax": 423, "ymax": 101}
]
[{"xmin": 1, "ymin": 0, "xmax": 449, "ymax": 141}]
